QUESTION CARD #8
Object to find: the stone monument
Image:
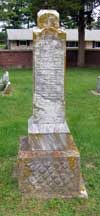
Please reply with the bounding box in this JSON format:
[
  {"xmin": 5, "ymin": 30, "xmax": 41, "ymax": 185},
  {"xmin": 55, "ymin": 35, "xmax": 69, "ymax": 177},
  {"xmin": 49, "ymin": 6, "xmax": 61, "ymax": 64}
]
[
  {"xmin": 0, "ymin": 71, "xmax": 11, "ymax": 96},
  {"xmin": 97, "ymin": 76, "xmax": 100, "ymax": 93},
  {"xmin": 18, "ymin": 10, "xmax": 87, "ymax": 199},
  {"xmin": 91, "ymin": 76, "xmax": 100, "ymax": 95}
]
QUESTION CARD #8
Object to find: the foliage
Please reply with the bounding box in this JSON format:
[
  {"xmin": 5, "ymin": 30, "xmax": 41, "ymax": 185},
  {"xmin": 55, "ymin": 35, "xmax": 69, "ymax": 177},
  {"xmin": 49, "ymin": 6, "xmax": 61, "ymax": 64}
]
[
  {"xmin": 30, "ymin": 0, "xmax": 100, "ymax": 66},
  {"xmin": 93, "ymin": 17, "xmax": 100, "ymax": 29},
  {"xmin": 0, "ymin": 31, "xmax": 6, "ymax": 49},
  {"xmin": 61, "ymin": 16, "xmax": 77, "ymax": 28},
  {"xmin": 29, "ymin": 0, "xmax": 100, "ymax": 28},
  {"xmin": 0, "ymin": 68, "xmax": 100, "ymax": 215},
  {"xmin": 0, "ymin": 0, "xmax": 33, "ymax": 29},
  {"xmin": 0, "ymin": 0, "xmax": 99, "ymax": 29},
  {"xmin": 31, "ymin": 0, "xmax": 81, "ymax": 25},
  {"xmin": 0, "ymin": 31, "xmax": 6, "ymax": 41}
]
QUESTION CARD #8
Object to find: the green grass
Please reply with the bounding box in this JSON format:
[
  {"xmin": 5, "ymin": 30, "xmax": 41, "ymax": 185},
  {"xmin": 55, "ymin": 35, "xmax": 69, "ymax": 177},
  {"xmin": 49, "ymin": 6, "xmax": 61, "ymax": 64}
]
[{"xmin": 0, "ymin": 68, "xmax": 100, "ymax": 216}]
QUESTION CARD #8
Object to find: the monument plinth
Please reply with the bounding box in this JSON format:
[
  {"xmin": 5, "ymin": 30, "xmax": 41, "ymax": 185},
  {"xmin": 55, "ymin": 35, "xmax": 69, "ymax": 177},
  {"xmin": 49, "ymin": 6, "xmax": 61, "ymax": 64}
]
[{"xmin": 18, "ymin": 10, "xmax": 87, "ymax": 199}]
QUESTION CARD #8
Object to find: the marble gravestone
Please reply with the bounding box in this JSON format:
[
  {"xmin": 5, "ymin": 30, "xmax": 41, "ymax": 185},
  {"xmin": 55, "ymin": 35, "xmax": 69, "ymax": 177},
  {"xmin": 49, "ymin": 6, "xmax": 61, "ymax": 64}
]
[
  {"xmin": 18, "ymin": 10, "xmax": 87, "ymax": 199},
  {"xmin": 97, "ymin": 76, "xmax": 100, "ymax": 93},
  {"xmin": 91, "ymin": 76, "xmax": 100, "ymax": 95},
  {"xmin": 0, "ymin": 71, "xmax": 11, "ymax": 96}
]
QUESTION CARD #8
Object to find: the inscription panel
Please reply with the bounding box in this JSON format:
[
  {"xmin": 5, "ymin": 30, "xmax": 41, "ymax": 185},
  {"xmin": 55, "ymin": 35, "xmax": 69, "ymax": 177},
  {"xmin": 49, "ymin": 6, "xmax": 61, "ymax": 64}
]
[{"xmin": 33, "ymin": 37, "xmax": 65, "ymax": 123}]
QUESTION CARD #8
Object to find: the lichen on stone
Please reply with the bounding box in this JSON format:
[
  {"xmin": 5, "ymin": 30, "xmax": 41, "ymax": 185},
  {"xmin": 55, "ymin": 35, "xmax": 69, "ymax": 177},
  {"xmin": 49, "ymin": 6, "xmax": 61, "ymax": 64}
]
[
  {"xmin": 68, "ymin": 157, "xmax": 76, "ymax": 170},
  {"xmin": 37, "ymin": 10, "xmax": 59, "ymax": 29}
]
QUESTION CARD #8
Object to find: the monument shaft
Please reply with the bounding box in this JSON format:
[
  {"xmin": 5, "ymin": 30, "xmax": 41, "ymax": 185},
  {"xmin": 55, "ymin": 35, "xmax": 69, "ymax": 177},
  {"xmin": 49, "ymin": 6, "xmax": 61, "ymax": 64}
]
[
  {"xmin": 33, "ymin": 35, "xmax": 65, "ymax": 123},
  {"xmin": 28, "ymin": 10, "xmax": 68, "ymax": 134}
]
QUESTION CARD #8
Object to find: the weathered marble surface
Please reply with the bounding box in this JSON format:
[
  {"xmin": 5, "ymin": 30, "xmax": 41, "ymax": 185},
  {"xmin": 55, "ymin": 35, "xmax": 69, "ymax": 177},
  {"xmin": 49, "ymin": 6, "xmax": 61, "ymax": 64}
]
[
  {"xmin": 28, "ymin": 133, "xmax": 75, "ymax": 151},
  {"xmin": 28, "ymin": 10, "xmax": 66, "ymax": 134},
  {"xmin": 28, "ymin": 117, "xmax": 69, "ymax": 134},
  {"xmin": 97, "ymin": 76, "xmax": 100, "ymax": 92},
  {"xmin": 0, "ymin": 71, "xmax": 11, "ymax": 95},
  {"xmin": 18, "ymin": 135, "xmax": 88, "ymax": 199},
  {"xmin": 18, "ymin": 135, "xmax": 81, "ymax": 199},
  {"xmin": 37, "ymin": 10, "xmax": 59, "ymax": 29},
  {"xmin": 0, "ymin": 71, "xmax": 9, "ymax": 91},
  {"xmin": 32, "ymin": 38, "xmax": 65, "ymax": 124}
]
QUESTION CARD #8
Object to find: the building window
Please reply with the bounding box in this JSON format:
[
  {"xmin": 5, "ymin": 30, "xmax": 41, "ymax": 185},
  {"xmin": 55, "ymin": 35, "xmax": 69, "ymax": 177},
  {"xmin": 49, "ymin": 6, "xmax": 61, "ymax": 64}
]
[
  {"xmin": 20, "ymin": 41, "xmax": 27, "ymax": 45},
  {"xmin": 93, "ymin": 41, "xmax": 100, "ymax": 48},
  {"xmin": 67, "ymin": 41, "xmax": 78, "ymax": 47},
  {"xmin": 16, "ymin": 40, "xmax": 19, "ymax": 46},
  {"xmin": 27, "ymin": 40, "xmax": 30, "ymax": 46},
  {"xmin": 16, "ymin": 40, "xmax": 30, "ymax": 46}
]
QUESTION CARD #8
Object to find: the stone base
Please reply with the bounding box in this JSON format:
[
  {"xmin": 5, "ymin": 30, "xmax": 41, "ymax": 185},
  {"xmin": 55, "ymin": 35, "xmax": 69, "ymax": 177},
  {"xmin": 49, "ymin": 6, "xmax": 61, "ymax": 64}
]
[
  {"xmin": 28, "ymin": 117, "xmax": 70, "ymax": 134},
  {"xmin": 18, "ymin": 134, "xmax": 87, "ymax": 199},
  {"xmin": 2, "ymin": 83, "xmax": 11, "ymax": 96},
  {"xmin": 91, "ymin": 90, "xmax": 100, "ymax": 96}
]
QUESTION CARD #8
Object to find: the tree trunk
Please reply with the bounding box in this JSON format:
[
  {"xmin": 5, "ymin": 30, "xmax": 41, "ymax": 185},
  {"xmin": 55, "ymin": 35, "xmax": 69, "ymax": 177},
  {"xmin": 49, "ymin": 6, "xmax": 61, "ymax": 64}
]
[
  {"xmin": 77, "ymin": 8, "xmax": 85, "ymax": 67},
  {"xmin": 28, "ymin": 19, "xmax": 30, "ymax": 28}
]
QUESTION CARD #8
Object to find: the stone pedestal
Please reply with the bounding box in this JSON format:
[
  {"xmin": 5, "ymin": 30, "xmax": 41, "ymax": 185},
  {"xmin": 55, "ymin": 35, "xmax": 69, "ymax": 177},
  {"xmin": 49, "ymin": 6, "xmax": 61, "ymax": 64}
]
[
  {"xmin": 2, "ymin": 82, "xmax": 11, "ymax": 96},
  {"xmin": 18, "ymin": 10, "xmax": 87, "ymax": 199},
  {"xmin": 18, "ymin": 135, "xmax": 87, "ymax": 199}
]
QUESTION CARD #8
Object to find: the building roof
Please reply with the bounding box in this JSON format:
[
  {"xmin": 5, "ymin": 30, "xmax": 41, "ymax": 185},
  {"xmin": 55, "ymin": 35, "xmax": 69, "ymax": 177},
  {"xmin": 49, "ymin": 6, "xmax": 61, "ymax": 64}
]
[
  {"xmin": 7, "ymin": 29, "xmax": 33, "ymax": 40},
  {"xmin": 7, "ymin": 28, "xmax": 100, "ymax": 41},
  {"xmin": 66, "ymin": 29, "xmax": 100, "ymax": 41}
]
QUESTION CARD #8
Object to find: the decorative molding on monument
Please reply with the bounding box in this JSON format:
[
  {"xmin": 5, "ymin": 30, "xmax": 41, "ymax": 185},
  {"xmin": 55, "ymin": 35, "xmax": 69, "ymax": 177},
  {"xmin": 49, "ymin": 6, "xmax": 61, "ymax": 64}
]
[
  {"xmin": 37, "ymin": 10, "xmax": 60, "ymax": 29},
  {"xmin": 28, "ymin": 117, "xmax": 70, "ymax": 134},
  {"xmin": 33, "ymin": 10, "xmax": 66, "ymax": 41}
]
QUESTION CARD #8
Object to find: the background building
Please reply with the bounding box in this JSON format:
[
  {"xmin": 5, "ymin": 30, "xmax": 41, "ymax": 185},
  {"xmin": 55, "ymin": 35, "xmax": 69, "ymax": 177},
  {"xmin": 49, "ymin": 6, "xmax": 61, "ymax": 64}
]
[
  {"xmin": 66, "ymin": 29, "xmax": 100, "ymax": 49},
  {"xmin": 7, "ymin": 29, "xmax": 33, "ymax": 50},
  {"xmin": 7, "ymin": 28, "xmax": 100, "ymax": 50}
]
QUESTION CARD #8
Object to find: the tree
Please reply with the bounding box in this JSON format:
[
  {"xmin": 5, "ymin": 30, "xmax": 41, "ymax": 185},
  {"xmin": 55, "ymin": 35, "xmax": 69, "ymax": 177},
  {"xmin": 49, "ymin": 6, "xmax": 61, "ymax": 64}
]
[
  {"xmin": 0, "ymin": 0, "xmax": 33, "ymax": 29},
  {"xmin": 61, "ymin": 16, "xmax": 77, "ymax": 29},
  {"xmin": 0, "ymin": 31, "xmax": 6, "ymax": 41},
  {"xmin": 93, "ymin": 17, "xmax": 100, "ymax": 29},
  {"xmin": 0, "ymin": 0, "xmax": 22, "ymax": 29},
  {"xmin": 0, "ymin": 0, "xmax": 100, "ymax": 66},
  {"xmin": 62, "ymin": 0, "xmax": 100, "ymax": 67},
  {"xmin": 76, "ymin": 0, "xmax": 100, "ymax": 67},
  {"xmin": 51, "ymin": 0, "xmax": 100, "ymax": 67},
  {"xmin": 30, "ymin": 0, "xmax": 100, "ymax": 67}
]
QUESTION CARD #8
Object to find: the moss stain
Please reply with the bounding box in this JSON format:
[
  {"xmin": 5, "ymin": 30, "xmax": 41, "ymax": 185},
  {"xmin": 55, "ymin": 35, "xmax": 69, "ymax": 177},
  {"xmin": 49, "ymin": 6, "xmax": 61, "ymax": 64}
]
[{"xmin": 68, "ymin": 157, "xmax": 76, "ymax": 170}]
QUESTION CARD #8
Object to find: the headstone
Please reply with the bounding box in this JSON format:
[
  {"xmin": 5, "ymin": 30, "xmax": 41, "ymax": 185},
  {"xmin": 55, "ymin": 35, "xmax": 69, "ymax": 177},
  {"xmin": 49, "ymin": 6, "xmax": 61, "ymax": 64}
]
[
  {"xmin": 0, "ymin": 71, "xmax": 11, "ymax": 96},
  {"xmin": 91, "ymin": 76, "xmax": 100, "ymax": 95},
  {"xmin": 2, "ymin": 71, "xmax": 9, "ymax": 83},
  {"xmin": 18, "ymin": 10, "xmax": 87, "ymax": 199},
  {"xmin": 97, "ymin": 76, "xmax": 100, "ymax": 93}
]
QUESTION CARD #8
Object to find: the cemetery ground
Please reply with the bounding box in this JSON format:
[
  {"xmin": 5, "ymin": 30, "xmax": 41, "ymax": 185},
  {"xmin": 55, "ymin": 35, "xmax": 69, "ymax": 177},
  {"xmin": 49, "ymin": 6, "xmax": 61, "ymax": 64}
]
[{"xmin": 0, "ymin": 68, "xmax": 100, "ymax": 216}]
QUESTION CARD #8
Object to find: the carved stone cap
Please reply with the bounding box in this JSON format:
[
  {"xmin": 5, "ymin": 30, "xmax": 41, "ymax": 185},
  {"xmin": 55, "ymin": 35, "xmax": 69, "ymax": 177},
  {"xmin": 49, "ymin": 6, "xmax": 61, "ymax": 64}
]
[{"xmin": 37, "ymin": 10, "xmax": 59, "ymax": 29}]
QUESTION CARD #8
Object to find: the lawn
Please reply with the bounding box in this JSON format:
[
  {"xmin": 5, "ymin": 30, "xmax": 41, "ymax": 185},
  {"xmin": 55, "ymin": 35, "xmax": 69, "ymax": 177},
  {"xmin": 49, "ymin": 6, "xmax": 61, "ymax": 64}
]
[{"xmin": 0, "ymin": 68, "xmax": 100, "ymax": 216}]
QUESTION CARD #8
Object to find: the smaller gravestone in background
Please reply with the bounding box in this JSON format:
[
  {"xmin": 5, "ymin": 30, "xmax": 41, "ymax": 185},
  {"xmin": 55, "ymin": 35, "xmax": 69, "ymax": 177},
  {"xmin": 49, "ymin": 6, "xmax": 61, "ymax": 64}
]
[
  {"xmin": 91, "ymin": 76, "xmax": 100, "ymax": 95},
  {"xmin": 18, "ymin": 10, "xmax": 87, "ymax": 199},
  {"xmin": 0, "ymin": 71, "xmax": 11, "ymax": 96},
  {"xmin": 97, "ymin": 76, "xmax": 100, "ymax": 93}
]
